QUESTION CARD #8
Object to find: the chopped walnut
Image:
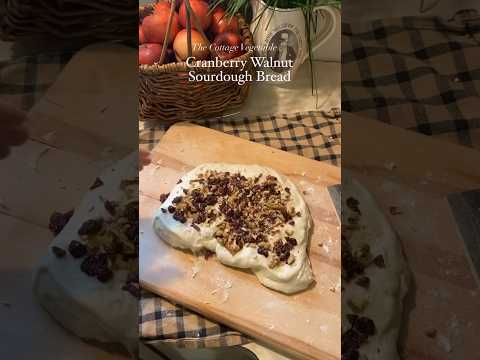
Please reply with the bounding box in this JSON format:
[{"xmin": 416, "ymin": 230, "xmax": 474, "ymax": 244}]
[
  {"xmin": 268, "ymin": 255, "xmax": 281, "ymax": 268},
  {"xmin": 287, "ymin": 253, "xmax": 295, "ymax": 265}
]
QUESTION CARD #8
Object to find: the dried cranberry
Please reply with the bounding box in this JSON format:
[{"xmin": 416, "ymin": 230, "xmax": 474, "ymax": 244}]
[
  {"xmin": 341, "ymin": 247, "xmax": 364, "ymax": 282},
  {"xmin": 78, "ymin": 218, "xmax": 103, "ymax": 236},
  {"xmin": 257, "ymin": 247, "xmax": 269, "ymax": 257},
  {"xmin": 96, "ymin": 253, "xmax": 108, "ymax": 266},
  {"xmin": 80, "ymin": 256, "xmax": 98, "ymax": 276},
  {"xmin": 342, "ymin": 329, "xmax": 366, "ymax": 353},
  {"xmin": 354, "ymin": 317, "xmax": 376, "ymax": 336},
  {"xmin": 205, "ymin": 194, "xmax": 217, "ymax": 206},
  {"xmin": 80, "ymin": 253, "xmax": 112, "ymax": 283},
  {"xmin": 346, "ymin": 197, "xmax": 361, "ymax": 214},
  {"xmin": 68, "ymin": 240, "xmax": 87, "ymax": 258},
  {"xmin": 173, "ymin": 211, "xmax": 187, "ymax": 223},
  {"xmin": 49, "ymin": 210, "xmax": 74, "ymax": 235},
  {"xmin": 159, "ymin": 193, "xmax": 170, "ymax": 203},
  {"xmin": 172, "ymin": 196, "xmax": 183, "ymax": 204},
  {"xmin": 285, "ymin": 237, "xmax": 298, "ymax": 247}
]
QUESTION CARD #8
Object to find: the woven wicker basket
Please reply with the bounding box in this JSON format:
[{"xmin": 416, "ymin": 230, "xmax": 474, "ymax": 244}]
[
  {"xmin": 139, "ymin": 2, "xmax": 254, "ymax": 123},
  {"xmin": 0, "ymin": 0, "xmax": 137, "ymax": 41}
]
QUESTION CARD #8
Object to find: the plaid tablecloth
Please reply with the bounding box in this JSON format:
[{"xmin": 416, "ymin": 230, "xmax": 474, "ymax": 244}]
[
  {"xmin": 139, "ymin": 110, "xmax": 342, "ymax": 165},
  {"xmin": 343, "ymin": 10, "xmax": 480, "ymax": 149},
  {"xmin": 0, "ymin": 51, "xmax": 73, "ymax": 110}
]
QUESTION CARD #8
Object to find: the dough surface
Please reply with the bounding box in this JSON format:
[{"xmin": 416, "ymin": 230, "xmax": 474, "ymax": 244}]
[{"xmin": 153, "ymin": 163, "xmax": 314, "ymax": 294}]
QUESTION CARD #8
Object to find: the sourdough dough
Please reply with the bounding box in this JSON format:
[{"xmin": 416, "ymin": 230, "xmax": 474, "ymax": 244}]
[
  {"xmin": 153, "ymin": 163, "xmax": 314, "ymax": 294},
  {"xmin": 342, "ymin": 174, "xmax": 410, "ymax": 360},
  {"xmin": 33, "ymin": 153, "xmax": 138, "ymax": 354}
]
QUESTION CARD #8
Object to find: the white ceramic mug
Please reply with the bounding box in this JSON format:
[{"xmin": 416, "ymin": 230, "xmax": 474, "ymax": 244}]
[{"xmin": 249, "ymin": 0, "xmax": 338, "ymax": 81}]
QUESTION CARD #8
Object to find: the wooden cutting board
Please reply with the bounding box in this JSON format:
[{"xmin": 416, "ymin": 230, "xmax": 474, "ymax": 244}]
[
  {"xmin": 343, "ymin": 113, "xmax": 480, "ymax": 359},
  {"xmin": 139, "ymin": 123, "xmax": 341, "ymax": 360}
]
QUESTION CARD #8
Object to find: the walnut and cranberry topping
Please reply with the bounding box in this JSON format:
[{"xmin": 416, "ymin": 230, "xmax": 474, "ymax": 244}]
[
  {"xmin": 78, "ymin": 218, "xmax": 104, "ymax": 236},
  {"xmin": 80, "ymin": 253, "xmax": 113, "ymax": 282},
  {"xmin": 341, "ymin": 195, "xmax": 385, "ymax": 359},
  {"xmin": 341, "ymin": 197, "xmax": 387, "ymax": 284},
  {"xmin": 342, "ymin": 315, "xmax": 377, "ymax": 360},
  {"xmin": 164, "ymin": 170, "xmax": 301, "ymax": 267},
  {"xmin": 53, "ymin": 176, "xmax": 139, "ymax": 297}
]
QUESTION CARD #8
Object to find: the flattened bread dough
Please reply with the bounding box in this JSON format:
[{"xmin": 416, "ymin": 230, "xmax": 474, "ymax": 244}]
[
  {"xmin": 342, "ymin": 174, "xmax": 410, "ymax": 359},
  {"xmin": 33, "ymin": 153, "xmax": 138, "ymax": 353},
  {"xmin": 153, "ymin": 163, "xmax": 314, "ymax": 294}
]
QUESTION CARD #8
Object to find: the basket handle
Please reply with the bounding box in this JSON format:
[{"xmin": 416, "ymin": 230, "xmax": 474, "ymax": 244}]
[
  {"xmin": 185, "ymin": 1, "xmax": 193, "ymax": 59},
  {"xmin": 158, "ymin": 0, "xmax": 218, "ymax": 64},
  {"xmin": 159, "ymin": 0, "xmax": 176, "ymax": 65},
  {"xmin": 183, "ymin": 0, "xmax": 218, "ymax": 58}
]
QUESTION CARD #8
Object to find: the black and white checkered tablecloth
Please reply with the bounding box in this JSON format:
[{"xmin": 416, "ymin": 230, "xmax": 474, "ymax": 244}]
[{"xmin": 343, "ymin": 11, "xmax": 480, "ymax": 148}]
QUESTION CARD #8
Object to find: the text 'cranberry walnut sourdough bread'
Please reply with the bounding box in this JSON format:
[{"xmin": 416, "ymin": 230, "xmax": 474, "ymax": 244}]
[
  {"xmin": 342, "ymin": 174, "xmax": 410, "ymax": 360},
  {"xmin": 153, "ymin": 163, "xmax": 315, "ymax": 294}
]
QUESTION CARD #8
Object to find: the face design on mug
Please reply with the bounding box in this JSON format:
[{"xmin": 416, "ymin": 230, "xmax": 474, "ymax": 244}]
[{"xmin": 267, "ymin": 29, "xmax": 299, "ymax": 74}]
